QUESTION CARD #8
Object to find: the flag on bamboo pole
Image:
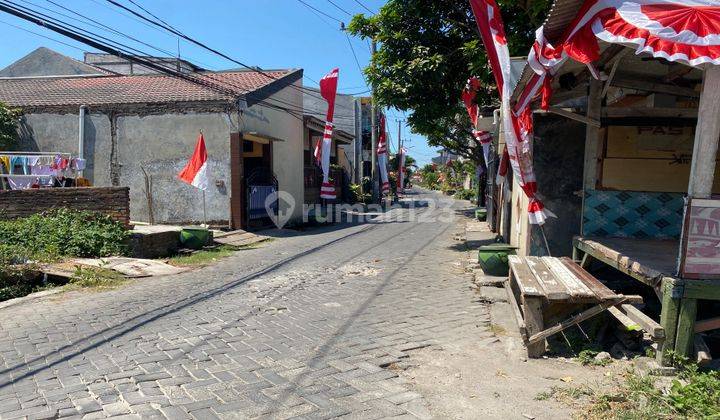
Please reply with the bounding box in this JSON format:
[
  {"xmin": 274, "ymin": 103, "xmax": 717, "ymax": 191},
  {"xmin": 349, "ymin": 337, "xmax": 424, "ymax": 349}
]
[
  {"xmin": 462, "ymin": 77, "xmax": 493, "ymax": 171},
  {"xmin": 377, "ymin": 113, "xmax": 390, "ymax": 195},
  {"xmin": 397, "ymin": 147, "xmax": 407, "ymax": 194},
  {"xmin": 317, "ymin": 68, "xmax": 339, "ymax": 199},
  {"xmin": 178, "ymin": 133, "xmax": 209, "ymax": 190},
  {"xmin": 469, "ymin": 0, "xmax": 552, "ymax": 225}
]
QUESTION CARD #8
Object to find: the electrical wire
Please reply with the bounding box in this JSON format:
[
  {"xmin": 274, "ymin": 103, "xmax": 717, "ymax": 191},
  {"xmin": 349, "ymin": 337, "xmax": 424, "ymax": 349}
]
[
  {"xmin": 0, "ymin": 0, "xmax": 306, "ymax": 120},
  {"xmin": 104, "ymin": 0, "xmax": 330, "ymax": 104},
  {"xmin": 351, "ymin": 0, "xmax": 375, "ymax": 14},
  {"xmin": 1, "ymin": 0, "xmax": 360, "ymax": 121},
  {"xmin": 0, "ymin": 18, "xmax": 86, "ymax": 52},
  {"xmin": 325, "ymin": 0, "xmax": 352, "ymax": 16},
  {"xmin": 108, "ymin": 0, "xmax": 361, "ymax": 115},
  {"xmin": 294, "ymin": 0, "xmax": 342, "ymax": 23}
]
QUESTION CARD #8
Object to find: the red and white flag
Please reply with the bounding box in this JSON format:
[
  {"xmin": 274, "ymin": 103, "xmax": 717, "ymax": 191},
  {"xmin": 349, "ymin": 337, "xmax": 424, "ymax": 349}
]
[
  {"xmin": 462, "ymin": 77, "xmax": 493, "ymax": 171},
  {"xmin": 178, "ymin": 133, "xmax": 209, "ymax": 190},
  {"xmin": 318, "ymin": 68, "xmax": 339, "ymax": 200},
  {"xmin": 469, "ymin": 0, "xmax": 552, "ymax": 225},
  {"xmin": 377, "ymin": 114, "xmax": 390, "ymax": 195}
]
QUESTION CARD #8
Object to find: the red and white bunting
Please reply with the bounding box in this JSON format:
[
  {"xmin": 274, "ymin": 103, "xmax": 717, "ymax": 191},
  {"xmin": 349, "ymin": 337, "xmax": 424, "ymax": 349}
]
[
  {"xmin": 462, "ymin": 77, "xmax": 493, "ymax": 176},
  {"xmin": 318, "ymin": 68, "xmax": 339, "ymax": 200},
  {"xmin": 377, "ymin": 114, "xmax": 390, "ymax": 195},
  {"xmin": 469, "ymin": 0, "xmax": 552, "ymax": 225},
  {"xmin": 519, "ymin": 0, "xmax": 720, "ymax": 113}
]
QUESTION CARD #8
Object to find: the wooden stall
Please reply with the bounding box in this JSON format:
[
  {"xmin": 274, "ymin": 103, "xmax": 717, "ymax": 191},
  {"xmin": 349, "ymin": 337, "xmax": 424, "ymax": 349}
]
[{"xmin": 503, "ymin": 1, "xmax": 720, "ymax": 364}]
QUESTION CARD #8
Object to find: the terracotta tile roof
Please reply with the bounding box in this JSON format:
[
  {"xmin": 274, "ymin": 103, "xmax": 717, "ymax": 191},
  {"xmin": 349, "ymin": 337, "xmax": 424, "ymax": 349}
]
[{"xmin": 0, "ymin": 69, "xmax": 295, "ymax": 108}]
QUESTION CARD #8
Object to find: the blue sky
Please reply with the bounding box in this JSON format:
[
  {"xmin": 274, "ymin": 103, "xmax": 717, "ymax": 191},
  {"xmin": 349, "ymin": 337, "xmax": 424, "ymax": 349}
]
[{"xmin": 0, "ymin": 0, "xmax": 439, "ymax": 165}]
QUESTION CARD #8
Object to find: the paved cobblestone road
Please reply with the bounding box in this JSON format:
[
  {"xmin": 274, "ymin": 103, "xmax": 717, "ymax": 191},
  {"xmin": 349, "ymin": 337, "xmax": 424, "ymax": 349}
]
[{"xmin": 0, "ymin": 190, "xmax": 491, "ymax": 419}]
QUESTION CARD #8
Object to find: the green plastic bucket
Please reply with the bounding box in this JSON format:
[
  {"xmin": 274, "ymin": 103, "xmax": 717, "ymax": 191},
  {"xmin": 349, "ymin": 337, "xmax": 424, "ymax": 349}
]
[
  {"xmin": 478, "ymin": 244, "xmax": 517, "ymax": 276},
  {"xmin": 180, "ymin": 227, "xmax": 211, "ymax": 250},
  {"xmin": 475, "ymin": 208, "xmax": 487, "ymax": 221}
]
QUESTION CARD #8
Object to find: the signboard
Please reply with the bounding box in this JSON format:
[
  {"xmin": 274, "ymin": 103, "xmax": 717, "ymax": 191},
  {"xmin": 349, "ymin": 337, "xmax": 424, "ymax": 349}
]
[{"xmin": 679, "ymin": 198, "xmax": 720, "ymax": 279}]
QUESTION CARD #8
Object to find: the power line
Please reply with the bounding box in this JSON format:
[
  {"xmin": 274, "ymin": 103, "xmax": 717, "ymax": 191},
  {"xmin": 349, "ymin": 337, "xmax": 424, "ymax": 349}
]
[
  {"xmin": 110, "ymin": 0, "xmax": 361, "ymax": 118},
  {"xmin": 295, "ymin": 0, "xmax": 342, "ymax": 23},
  {"xmin": 325, "ymin": 0, "xmax": 351, "ymax": 16},
  {"xmin": 86, "ymin": 0, "xmax": 173, "ymax": 38},
  {"xmin": 43, "ymin": 0, "xmax": 217, "ymax": 70},
  {"xmin": 0, "ymin": 18, "xmax": 86, "ymax": 52},
  {"xmin": 0, "ymin": 0, "xmax": 307, "ymax": 120},
  {"xmin": 3, "ymin": 0, "xmax": 361, "ymax": 120},
  {"xmin": 351, "ymin": 0, "xmax": 375, "ymax": 14},
  {"xmin": 344, "ymin": 31, "xmax": 366, "ymax": 85},
  {"xmin": 103, "ymin": 0, "xmax": 331, "ymax": 104}
]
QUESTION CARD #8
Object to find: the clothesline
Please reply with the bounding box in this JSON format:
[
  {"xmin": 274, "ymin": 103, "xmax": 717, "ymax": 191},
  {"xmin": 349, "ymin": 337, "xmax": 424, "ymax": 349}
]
[{"xmin": 0, "ymin": 150, "xmax": 88, "ymax": 191}]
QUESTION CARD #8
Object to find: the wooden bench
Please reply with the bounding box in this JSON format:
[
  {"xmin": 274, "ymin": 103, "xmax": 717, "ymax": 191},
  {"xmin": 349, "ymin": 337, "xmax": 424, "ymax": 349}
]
[{"xmin": 507, "ymin": 255, "xmax": 651, "ymax": 357}]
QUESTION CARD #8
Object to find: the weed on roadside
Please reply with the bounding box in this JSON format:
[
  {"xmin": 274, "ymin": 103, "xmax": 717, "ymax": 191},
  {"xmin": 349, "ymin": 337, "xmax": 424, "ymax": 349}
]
[
  {"xmin": 547, "ymin": 360, "xmax": 720, "ymax": 419},
  {"xmin": 489, "ymin": 324, "xmax": 506, "ymax": 336},
  {"xmin": 577, "ymin": 349, "xmax": 613, "ymax": 367},
  {"xmin": 68, "ymin": 265, "xmax": 127, "ymax": 290},
  {"xmin": 169, "ymin": 244, "xmax": 250, "ymax": 267}
]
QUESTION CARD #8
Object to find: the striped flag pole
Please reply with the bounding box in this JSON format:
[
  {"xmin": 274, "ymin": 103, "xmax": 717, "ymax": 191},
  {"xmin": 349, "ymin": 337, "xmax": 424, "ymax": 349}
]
[{"xmin": 318, "ymin": 68, "xmax": 339, "ymax": 200}]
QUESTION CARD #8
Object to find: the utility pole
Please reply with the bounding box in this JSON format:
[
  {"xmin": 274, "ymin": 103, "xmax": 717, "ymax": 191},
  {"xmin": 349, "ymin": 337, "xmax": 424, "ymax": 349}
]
[
  {"xmin": 370, "ymin": 40, "xmax": 379, "ymax": 203},
  {"xmin": 397, "ymin": 119, "xmax": 402, "ymax": 158}
]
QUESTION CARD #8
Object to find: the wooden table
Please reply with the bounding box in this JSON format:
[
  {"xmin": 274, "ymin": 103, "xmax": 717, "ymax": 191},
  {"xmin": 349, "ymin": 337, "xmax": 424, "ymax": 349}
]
[{"xmin": 507, "ymin": 255, "xmax": 626, "ymax": 357}]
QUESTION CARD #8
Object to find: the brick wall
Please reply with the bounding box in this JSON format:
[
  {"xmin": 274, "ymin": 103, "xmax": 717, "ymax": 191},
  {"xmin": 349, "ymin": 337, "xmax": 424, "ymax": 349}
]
[{"xmin": 0, "ymin": 187, "xmax": 130, "ymax": 227}]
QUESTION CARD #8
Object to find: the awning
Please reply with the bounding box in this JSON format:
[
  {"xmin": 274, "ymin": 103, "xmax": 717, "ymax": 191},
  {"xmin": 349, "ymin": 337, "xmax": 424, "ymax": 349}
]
[
  {"xmin": 243, "ymin": 132, "xmax": 284, "ymax": 144},
  {"xmin": 515, "ymin": 0, "xmax": 720, "ymax": 111}
]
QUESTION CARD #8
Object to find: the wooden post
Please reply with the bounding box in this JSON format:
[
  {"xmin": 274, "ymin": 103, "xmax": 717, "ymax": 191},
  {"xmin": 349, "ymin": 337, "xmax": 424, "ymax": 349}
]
[
  {"xmin": 672, "ymin": 66, "xmax": 720, "ymax": 357},
  {"xmin": 582, "ymin": 78, "xmax": 603, "ymax": 192},
  {"xmin": 687, "ymin": 65, "xmax": 720, "ymax": 198},
  {"xmin": 230, "ymin": 132, "xmax": 245, "ymax": 230},
  {"xmin": 658, "ymin": 277, "xmax": 681, "ymax": 365},
  {"xmin": 523, "ymin": 297, "xmax": 545, "ymax": 357},
  {"xmin": 676, "ymin": 298, "xmax": 698, "ymax": 358}
]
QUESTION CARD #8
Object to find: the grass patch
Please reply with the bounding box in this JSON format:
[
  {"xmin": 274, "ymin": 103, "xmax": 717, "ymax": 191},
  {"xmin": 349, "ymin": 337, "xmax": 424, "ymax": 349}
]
[
  {"xmin": 67, "ymin": 265, "xmax": 127, "ymax": 290},
  {"xmin": 0, "ymin": 209, "xmax": 129, "ymax": 301},
  {"xmin": 169, "ymin": 239, "xmax": 272, "ymax": 267},
  {"xmin": 489, "ymin": 324, "xmax": 506, "ymax": 336},
  {"xmin": 169, "ymin": 245, "xmax": 241, "ymax": 267},
  {"xmin": 577, "ymin": 349, "xmax": 613, "ymax": 367},
  {"xmin": 542, "ymin": 356, "xmax": 720, "ymax": 419}
]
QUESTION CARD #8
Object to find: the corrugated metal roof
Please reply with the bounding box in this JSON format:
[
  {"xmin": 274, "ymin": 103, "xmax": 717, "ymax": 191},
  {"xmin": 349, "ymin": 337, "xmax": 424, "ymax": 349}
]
[
  {"xmin": 510, "ymin": 0, "xmax": 584, "ymax": 102},
  {"xmin": 542, "ymin": 0, "xmax": 585, "ymax": 43}
]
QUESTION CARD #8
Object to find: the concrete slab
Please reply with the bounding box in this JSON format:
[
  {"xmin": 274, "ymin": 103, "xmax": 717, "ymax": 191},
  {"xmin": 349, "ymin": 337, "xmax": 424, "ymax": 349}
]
[
  {"xmin": 73, "ymin": 257, "xmax": 189, "ymax": 277},
  {"xmin": 480, "ymin": 286, "xmax": 508, "ymax": 303}
]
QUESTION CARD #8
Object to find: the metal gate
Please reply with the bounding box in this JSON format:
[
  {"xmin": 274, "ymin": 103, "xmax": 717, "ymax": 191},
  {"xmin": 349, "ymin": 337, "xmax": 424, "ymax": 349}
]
[{"xmin": 246, "ymin": 167, "xmax": 278, "ymax": 223}]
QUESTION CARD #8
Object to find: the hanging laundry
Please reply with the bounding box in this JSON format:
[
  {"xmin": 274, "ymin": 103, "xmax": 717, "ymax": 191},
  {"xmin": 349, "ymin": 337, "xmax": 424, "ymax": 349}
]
[
  {"xmin": 26, "ymin": 156, "xmax": 40, "ymax": 167},
  {"xmin": 72, "ymin": 158, "xmax": 86, "ymax": 171},
  {"xmin": 0, "ymin": 156, "xmax": 9, "ymax": 174},
  {"xmin": 10, "ymin": 156, "xmax": 29, "ymax": 175},
  {"xmin": 7, "ymin": 176, "xmax": 34, "ymax": 190}
]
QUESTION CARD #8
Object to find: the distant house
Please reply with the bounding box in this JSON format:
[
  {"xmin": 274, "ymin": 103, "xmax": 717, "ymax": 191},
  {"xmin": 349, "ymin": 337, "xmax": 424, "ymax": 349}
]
[
  {"xmin": 0, "ymin": 47, "xmax": 108, "ymax": 77},
  {"xmin": 303, "ymin": 87, "xmax": 360, "ymax": 182},
  {"xmin": 83, "ymin": 52, "xmax": 205, "ymax": 76},
  {"xmin": 0, "ymin": 49, "xmax": 305, "ymax": 229}
]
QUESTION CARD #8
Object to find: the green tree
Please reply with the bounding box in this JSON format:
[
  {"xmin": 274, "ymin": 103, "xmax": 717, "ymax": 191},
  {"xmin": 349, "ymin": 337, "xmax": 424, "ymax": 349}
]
[
  {"xmin": 348, "ymin": 0, "xmax": 550, "ymax": 163},
  {"xmin": 0, "ymin": 102, "xmax": 20, "ymax": 150}
]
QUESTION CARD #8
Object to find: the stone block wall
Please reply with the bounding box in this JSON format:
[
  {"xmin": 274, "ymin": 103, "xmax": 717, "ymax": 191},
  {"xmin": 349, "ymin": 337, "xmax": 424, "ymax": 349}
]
[{"xmin": 0, "ymin": 187, "xmax": 130, "ymax": 226}]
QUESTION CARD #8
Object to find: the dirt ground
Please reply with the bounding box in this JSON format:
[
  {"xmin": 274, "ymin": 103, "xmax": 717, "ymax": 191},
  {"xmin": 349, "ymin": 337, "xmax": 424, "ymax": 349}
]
[{"xmin": 393, "ymin": 216, "xmax": 649, "ymax": 420}]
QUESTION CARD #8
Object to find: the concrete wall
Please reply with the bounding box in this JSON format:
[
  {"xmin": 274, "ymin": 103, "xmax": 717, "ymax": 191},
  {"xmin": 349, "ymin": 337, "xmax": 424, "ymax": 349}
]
[
  {"xmin": 116, "ymin": 112, "xmax": 233, "ymax": 224},
  {"xmin": 18, "ymin": 112, "xmax": 113, "ymax": 186}
]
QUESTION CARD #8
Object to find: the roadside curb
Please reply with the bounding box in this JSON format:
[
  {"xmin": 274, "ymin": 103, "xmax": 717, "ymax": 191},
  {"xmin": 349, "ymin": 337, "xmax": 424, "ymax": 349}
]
[{"xmin": 0, "ymin": 288, "xmax": 65, "ymax": 311}]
